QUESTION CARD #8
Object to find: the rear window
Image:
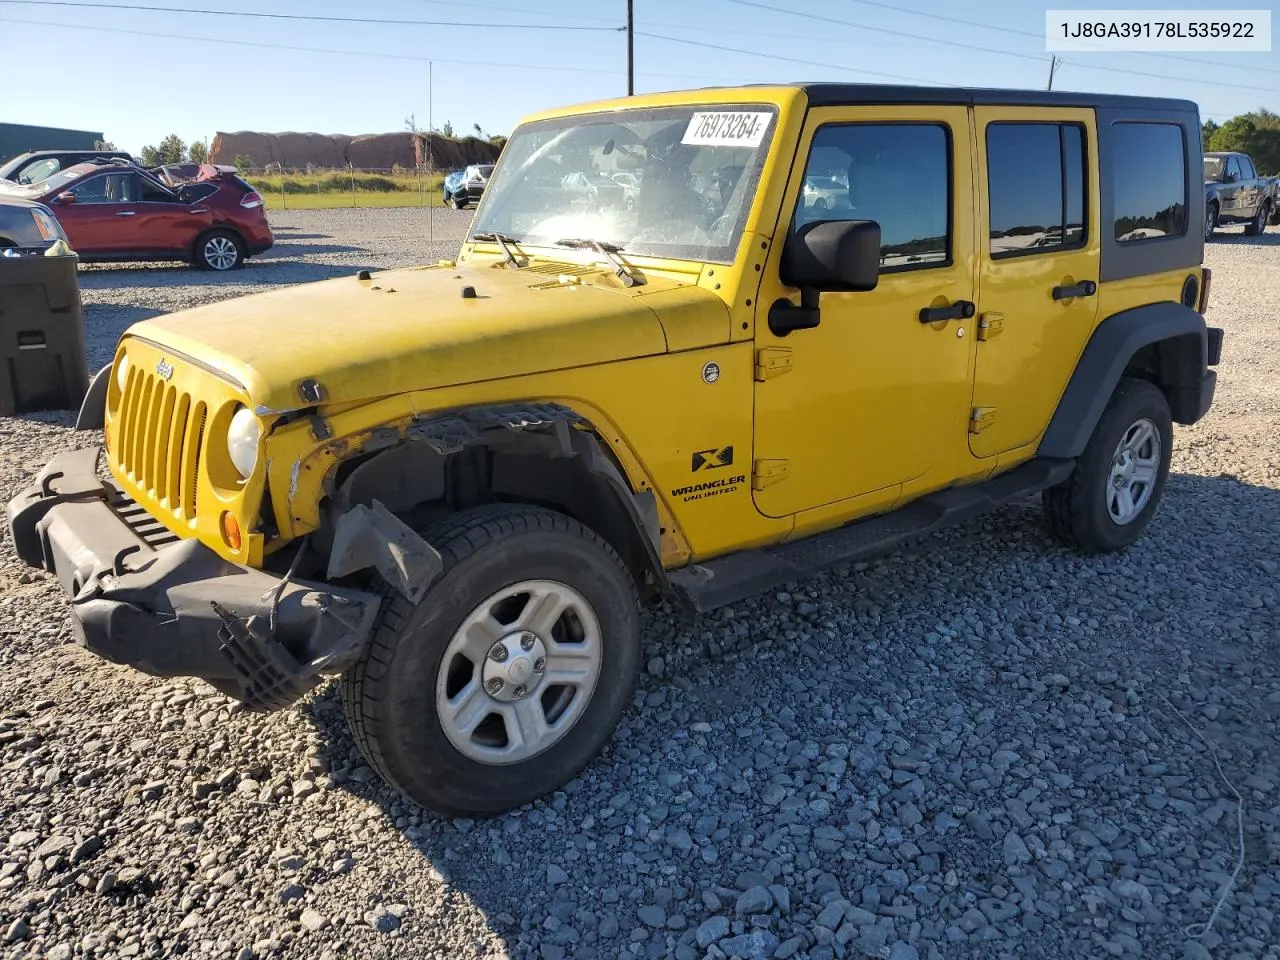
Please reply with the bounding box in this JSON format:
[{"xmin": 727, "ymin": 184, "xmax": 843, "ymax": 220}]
[
  {"xmin": 986, "ymin": 122, "xmax": 1087, "ymax": 257},
  {"xmin": 1111, "ymin": 122, "xmax": 1187, "ymax": 243}
]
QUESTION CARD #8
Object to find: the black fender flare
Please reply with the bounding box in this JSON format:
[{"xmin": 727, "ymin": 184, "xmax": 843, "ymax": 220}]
[
  {"xmin": 324, "ymin": 402, "xmax": 669, "ymax": 599},
  {"xmin": 1038, "ymin": 301, "xmax": 1213, "ymax": 459},
  {"xmin": 75, "ymin": 364, "xmax": 111, "ymax": 430}
]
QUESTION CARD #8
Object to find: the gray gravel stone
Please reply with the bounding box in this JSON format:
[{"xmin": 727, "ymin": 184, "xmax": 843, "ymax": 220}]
[
  {"xmin": 0, "ymin": 215, "xmax": 1274, "ymax": 960},
  {"xmin": 736, "ymin": 885, "xmax": 774, "ymax": 916}
]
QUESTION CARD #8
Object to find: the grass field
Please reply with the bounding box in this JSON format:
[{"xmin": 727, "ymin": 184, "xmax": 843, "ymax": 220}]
[{"xmin": 247, "ymin": 170, "xmax": 448, "ymax": 210}]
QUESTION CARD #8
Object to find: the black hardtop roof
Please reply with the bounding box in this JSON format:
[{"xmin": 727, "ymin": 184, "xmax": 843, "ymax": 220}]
[{"xmin": 790, "ymin": 83, "xmax": 1198, "ymax": 114}]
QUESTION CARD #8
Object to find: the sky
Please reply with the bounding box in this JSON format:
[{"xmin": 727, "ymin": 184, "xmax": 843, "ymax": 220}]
[{"xmin": 0, "ymin": 0, "xmax": 1276, "ymax": 155}]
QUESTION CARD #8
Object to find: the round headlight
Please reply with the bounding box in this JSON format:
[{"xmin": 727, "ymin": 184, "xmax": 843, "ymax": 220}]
[
  {"xmin": 226, "ymin": 405, "xmax": 261, "ymax": 479},
  {"xmin": 115, "ymin": 354, "xmax": 130, "ymax": 392}
]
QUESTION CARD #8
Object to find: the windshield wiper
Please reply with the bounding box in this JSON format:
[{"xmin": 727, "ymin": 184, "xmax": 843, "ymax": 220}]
[
  {"xmin": 555, "ymin": 238, "xmax": 645, "ymax": 287},
  {"xmin": 472, "ymin": 231, "xmax": 524, "ymax": 268}
]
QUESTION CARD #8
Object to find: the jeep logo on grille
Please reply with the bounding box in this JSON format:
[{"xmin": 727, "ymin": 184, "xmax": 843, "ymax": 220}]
[{"xmin": 155, "ymin": 359, "xmax": 174, "ymax": 381}]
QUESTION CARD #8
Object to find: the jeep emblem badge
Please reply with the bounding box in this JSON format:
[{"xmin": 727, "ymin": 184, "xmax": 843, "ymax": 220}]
[
  {"xmin": 701, "ymin": 361, "xmax": 720, "ymax": 384},
  {"xmin": 155, "ymin": 359, "xmax": 174, "ymax": 381}
]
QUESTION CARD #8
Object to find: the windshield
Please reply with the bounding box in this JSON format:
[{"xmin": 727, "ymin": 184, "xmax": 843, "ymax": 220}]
[
  {"xmin": 1203, "ymin": 156, "xmax": 1225, "ymax": 181},
  {"xmin": 470, "ymin": 103, "xmax": 778, "ymax": 264}
]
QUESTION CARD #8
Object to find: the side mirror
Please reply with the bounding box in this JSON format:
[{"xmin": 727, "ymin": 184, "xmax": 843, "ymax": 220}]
[
  {"xmin": 781, "ymin": 219, "xmax": 881, "ymax": 291},
  {"xmin": 1224, "ymin": 172, "xmax": 1238, "ymax": 184},
  {"xmin": 770, "ymin": 219, "xmax": 881, "ymax": 335},
  {"xmin": 54, "ymin": 192, "xmax": 75, "ymax": 205}
]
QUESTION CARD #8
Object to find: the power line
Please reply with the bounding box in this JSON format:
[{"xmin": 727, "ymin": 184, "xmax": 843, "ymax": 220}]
[
  {"xmin": 719, "ymin": 0, "xmax": 1046, "ymax": 63},
  {"xmin": 636, "ymin": 31, "xmax": 946, "ymax": 86},
  {"xmin": 828, "ymin": 0, "xmax": 1280, "ymax": 76},
  {"xmin": 0, "ymin": 0, "xmax": 623, "ymax": 30},
  {"xmin": 719, "ymin": 0, "xmax": 1280, "ymax": 93},
  {"xmin": 404, "ymin": 0, "xmax": 620, "ymax": 23},
  {"xmin": 0, "ymin": 15, "xmax": 747, "ymax": 84}
]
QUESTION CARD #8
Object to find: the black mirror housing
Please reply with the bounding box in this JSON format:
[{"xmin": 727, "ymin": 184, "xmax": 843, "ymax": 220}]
[{"xmin": 781, "ymin": 219, "xmax": 881, "ymax": 292}]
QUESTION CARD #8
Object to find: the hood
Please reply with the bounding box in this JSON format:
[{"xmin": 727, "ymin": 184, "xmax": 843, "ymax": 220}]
[{"xmin": 124, "ymin": 259, "xmax": 727, "ymax": 414}]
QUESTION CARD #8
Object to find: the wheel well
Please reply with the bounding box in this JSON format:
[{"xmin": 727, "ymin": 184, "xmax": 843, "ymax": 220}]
[
  {"xmin": 1122, "ymin": 332, "xmax": 1206, "ymax": 423},
  {"xmin": 193, "ymin": 226, "xmax": 244, "ymax": 255},
  {"xmin": 315, "ymin": 410, "xmax": 665, "ymax": 601}
]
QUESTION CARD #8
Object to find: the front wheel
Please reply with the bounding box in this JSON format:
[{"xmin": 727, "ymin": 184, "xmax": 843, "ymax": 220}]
[
  {"xmin": 1244, "ymin": 202, "xmax": 1268, "ymax": 236},
  {"xmin": 340, "ymin": 504, "xmax": 641, "ymax": 817},
  {"xmin": 1205, "ymin": 202, "xmax": 1218, "ymax": 241},
  {"xmin": 1042, "ymin": 378, "xmax": 1173, "ymax": 554}
]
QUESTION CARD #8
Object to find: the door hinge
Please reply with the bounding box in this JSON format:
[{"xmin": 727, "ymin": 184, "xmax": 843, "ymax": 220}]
[
  {"xmin": 754, "ymin": 347, "xmax": 793, "ymax": 381},
  {"xmin": 752, "ymin": 459, "xmax": 789, "ymax": 490},
  {"xmin": 969, "ymin": 407, "xmax": 997, "ymax": 434},
  {"xmin": 977, "ymin": 312, "xmax": 1004, "ymax": 341}
]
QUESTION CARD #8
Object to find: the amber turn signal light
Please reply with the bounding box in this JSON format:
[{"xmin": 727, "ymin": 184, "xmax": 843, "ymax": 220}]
[{"xmin": 220, "ymin": 511, "xmax": 242, "ymax": 551}]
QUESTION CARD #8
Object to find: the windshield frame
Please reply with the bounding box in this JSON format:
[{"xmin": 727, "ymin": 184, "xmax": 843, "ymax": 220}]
[{"xmin": 468, "ymin": 101, "xmax": 781, "ymax": 266}]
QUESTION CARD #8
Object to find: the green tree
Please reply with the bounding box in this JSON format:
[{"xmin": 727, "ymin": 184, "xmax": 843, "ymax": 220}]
[
  {"xmin": 1208, "ymin": 115, "xmax": 1280, "ymax": 175},
  {"xmin": 138, "ymin": 133, "xmax": 188, "ymax": 167},
  {"xmin": 1201, "ymin": 119, "xmax": 1219, "ymax": 145},
  {"xmin": 233, "ymin": 154, "xmax": 253, "ymax": 173},
  {"xmin": 440, "ymin": 120, "xmax": 455, "ymax": 138},
  {"xmin": 189, "ymin": 141, "xmax": 208, "ymax": 164}
]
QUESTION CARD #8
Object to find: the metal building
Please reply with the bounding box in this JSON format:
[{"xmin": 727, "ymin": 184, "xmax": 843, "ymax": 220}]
[{"xmin": 0, "ymin": 123, "xmax": 106, "ymax": 163}]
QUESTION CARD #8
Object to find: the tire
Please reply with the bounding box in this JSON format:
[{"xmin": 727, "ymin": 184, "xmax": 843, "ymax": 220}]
[
  {"xmin": 1042, "ymin": 378, "xmax": 1173, "ymax": 554},
  {"xmin": 446, "ymin": 193, "xmax": 460, "ymax": 209},
  {"xmin": 1244, "ymin": 202, "xmax": 1268, "ymax": 236},
  {"xmin": 1204, "ymin": 201, "xmax": 1218, "ymax": 241},
  {"xmin": 340, "ymin": 504, "xmax": 641, "ymax": 817},
  {"xmin": 195, "ymin": 229, "xmax": 245, "ymax": 271}
]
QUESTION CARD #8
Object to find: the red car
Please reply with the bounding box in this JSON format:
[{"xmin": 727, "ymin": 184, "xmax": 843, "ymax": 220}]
[{"xmin": 0, "ymin": 160, "xmax": 272, "ymax": 270}]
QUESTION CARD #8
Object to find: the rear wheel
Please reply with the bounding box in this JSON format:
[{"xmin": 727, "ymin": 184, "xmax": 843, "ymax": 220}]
[
  {"xmin": 1244, "ymin": 202, "xmax": 1268, "ymax": 236},
  {"xmin": 340, "ymin": 504, "xmax": 641, "ymax": 817},
  {"xmin": 195, "ymin": 229, "xmax": 244, "ymax": 271},
  {"xmin": 1043, "ymin": 378, "xmax": 1173, "ymax": 554}
]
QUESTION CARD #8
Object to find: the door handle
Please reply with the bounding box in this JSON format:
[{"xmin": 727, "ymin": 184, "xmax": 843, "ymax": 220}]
[
  {"xmin": 115, "ymin": 210, "xmax": 136, "ymax": 216},
  {"xmin": 919, "ymin": 300, "xmax": 975, "ymax": 324},
  {"xmin": 1052, "ymin": 280, "xmax": 1096, "ymax": 300},
  {"xmin": 190, "ymin": 207, "xmax": 209, "ymax": 214}
]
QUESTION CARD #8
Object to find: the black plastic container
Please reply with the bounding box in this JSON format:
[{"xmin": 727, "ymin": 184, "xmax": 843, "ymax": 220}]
[{"xmin": 0, "ymin": 252, "xmax": 89, "ymax": 416}]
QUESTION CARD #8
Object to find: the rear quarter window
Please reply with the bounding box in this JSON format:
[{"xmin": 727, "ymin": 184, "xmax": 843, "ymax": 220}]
[{"xmin": 1111, "ymin": 122, "xmax": 1187, "ymax": 243}]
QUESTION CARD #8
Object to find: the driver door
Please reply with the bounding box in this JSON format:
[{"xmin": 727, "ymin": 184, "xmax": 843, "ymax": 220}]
[
  {"xmin": 53, "ymin": 172, "xmax": 137, "ymax": 255},
  {"xmin": 751, "ymin": 106, "xmax": 977, "ymax": 519}
]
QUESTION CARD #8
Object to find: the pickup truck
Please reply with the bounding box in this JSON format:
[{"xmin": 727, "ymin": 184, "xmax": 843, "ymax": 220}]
[{"xmin": 1204, "ymin": 150, "xmax": 1274, "ymax": 238}]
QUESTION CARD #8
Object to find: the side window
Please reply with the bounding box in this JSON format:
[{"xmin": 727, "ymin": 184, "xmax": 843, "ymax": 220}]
[
  {"xmin": 138, "ymin": 176, "xmax": 173, "ymax": 203},
  {"xmin": 1225, "ymin": 156, "xmax": 1242, "ymax": 182},
  {"xmin": 986, "ymin": 122, "xmax": 1087, "ymax": 257},
  {"xmin": 794, "ymin": 122, "xmax": 950, "ymax": 271},
  {"xmin": 69, "ymin": 173, "xmax": 135, "ymax": 204},
  {"xmin": 1239, "ymin": 155, "xmax": 1256, "ymax": 180},
  {"xmin": 1111, "ymin": 122, "xmax": 1187, "ymax": 243}
]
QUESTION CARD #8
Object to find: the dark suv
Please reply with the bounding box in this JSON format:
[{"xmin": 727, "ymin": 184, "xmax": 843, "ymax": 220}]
[{"xmin": 0, "ymin": 149, "xmax": 135, "ymax": 185}]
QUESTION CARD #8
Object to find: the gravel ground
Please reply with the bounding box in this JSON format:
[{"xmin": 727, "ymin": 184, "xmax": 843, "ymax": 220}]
[{"xmin": 1, "ymin": 211, "xmax": 1278, "ymax": 960}]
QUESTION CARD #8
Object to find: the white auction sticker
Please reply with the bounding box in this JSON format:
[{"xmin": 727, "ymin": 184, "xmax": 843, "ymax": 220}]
[
  {"xmin": 682, "ymin": 112, "xmax": 773, "ymax": 148},
  {"xmin": 1047, "ymin": 9, "xmax": 1270, "ymax": 51}
]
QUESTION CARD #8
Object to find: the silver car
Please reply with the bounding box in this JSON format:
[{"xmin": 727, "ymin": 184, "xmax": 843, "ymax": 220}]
[{"xmin": 0, "ymin": 197, "xmax": 70, "ymax": 254}]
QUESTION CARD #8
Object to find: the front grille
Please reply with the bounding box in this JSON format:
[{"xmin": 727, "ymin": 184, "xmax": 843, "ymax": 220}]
[{"xmin": 115, "ymin": 366, "xmax": 207, "ymax": 524}]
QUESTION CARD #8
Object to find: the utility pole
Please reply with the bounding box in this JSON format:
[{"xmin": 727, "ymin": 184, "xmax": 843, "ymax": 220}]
[
  {"xmin": 1047, "ymin": 55, "xmax": 1060, "ymax": 91},
  {"xmin": 428, "ymin": 59, "xmax": 434, "ymax": 241},
  {"xmin": 626, "ymin": 0, "xmax": 634, "ymax": 95}
]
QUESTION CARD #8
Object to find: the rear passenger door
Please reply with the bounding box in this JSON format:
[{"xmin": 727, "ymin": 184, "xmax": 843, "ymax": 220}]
[
  {"xmin": 969, "ymin": 107, "xmax": 1099, "ymax": 459},
  {"xmin": 134, "ymin": 173, "xmax": 209, "ymax": 254}
]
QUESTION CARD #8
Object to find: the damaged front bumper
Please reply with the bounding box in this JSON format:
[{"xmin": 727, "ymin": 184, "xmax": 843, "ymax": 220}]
[{"xmin": 6, "ymin": 446, "xmax": 381, "ymax": 711}]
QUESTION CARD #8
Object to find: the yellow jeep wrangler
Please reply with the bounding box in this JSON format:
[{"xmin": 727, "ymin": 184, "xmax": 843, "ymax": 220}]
[{"xmin": 8, "ymin": 84, "xmax": 1223, "ymax": 816}]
